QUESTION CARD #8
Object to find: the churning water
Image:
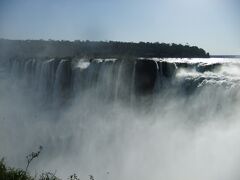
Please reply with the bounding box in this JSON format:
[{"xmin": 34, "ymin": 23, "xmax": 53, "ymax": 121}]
[{"xmin": 1, "ymin": 57, "xmax": 240, "ymax": 180}]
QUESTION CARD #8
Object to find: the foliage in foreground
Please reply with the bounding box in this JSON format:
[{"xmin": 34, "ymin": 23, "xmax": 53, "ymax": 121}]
[
  {"xmin": 0, "ymin": 159, "xmax": 87, "ymax": 180},
  {"xmin": 0, "ymin": 158, "xmax": 33, "ymax": 180},
  {"xmin": 0, "ymin": 146, "xmax": 93, "ymax": 180}
]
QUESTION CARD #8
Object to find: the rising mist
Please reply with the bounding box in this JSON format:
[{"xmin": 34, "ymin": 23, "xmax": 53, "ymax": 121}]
[{"xmin": 1, "ymin": 57, "xmax": 240, "ymax": 180}]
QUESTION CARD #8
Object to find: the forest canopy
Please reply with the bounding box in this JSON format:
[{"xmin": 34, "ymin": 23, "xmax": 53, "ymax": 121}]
[{"xmin": 0, "ymin": 39, "xmax": 210, "ymax": 59}]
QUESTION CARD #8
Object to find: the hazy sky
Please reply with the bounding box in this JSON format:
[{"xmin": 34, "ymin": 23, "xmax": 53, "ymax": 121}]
[{"xmin": 0, "ymin": 0, "xmax": 239, "ymax": 55}]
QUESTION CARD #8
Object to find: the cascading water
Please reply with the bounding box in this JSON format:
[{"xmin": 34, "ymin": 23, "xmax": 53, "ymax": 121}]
[{"xmin": 1, "ymin": 57, "xmax": 240, "ymax": 180}]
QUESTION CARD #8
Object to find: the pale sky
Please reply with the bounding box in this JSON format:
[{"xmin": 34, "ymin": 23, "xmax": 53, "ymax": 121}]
[{"xmin": 0, "ymin": 0, "xmax": 239, "ymax": 55}]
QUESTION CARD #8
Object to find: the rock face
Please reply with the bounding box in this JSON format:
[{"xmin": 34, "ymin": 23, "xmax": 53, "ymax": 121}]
[
  {"xmin": 158, "ymin": 61, "xmax": 177, "ymax": 78},
  {"xmin": 135, "ymin": 60, "xmax": 158, "ymax": 95},
  {"xmin": 196, "ymin": 63, "xmax": 221, "ymax": 73},
  {"xmin": 7, "ymin": 58, "xmax": 179, "ymax": 106}
]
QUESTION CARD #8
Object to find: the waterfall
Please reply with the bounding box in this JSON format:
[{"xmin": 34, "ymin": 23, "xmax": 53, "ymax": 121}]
[
  {"xmin": 130, "ymin": 60, "xmax": 136, "ymax": 106},
  {"xmin": 1, "ymin": 57, "xmax": 240, "ymax": 180},
  {"xmin": 114, "ymin": 59, "xmax": 124, "ymax": 102},
  {"xmin": 53, "ymin": 59, "xmax": 72, "ymax": 105},
  {"xmin": 8, "ymin": 57, "xmax": 239, "ymax": 108}
]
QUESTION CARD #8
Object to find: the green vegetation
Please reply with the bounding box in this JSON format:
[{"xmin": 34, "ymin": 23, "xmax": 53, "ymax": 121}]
[
  {"xmin": 0, "ymin": 158, "xmax": 34, "ymax": 180},
  {"xmin": 0, "ymin": 39, "xmax": 210, "ymax": 59},
  {"xmin": 0, "ymin": 146, "xmax": 93, "ymax": 180},
  {"xmin": 0, "ymin": 158, "xmax": 89, "ymax": 180}
]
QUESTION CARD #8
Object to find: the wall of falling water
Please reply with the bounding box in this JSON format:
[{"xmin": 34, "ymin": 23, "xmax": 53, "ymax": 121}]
[{"xmin": 1, "ymin": 57, "xmax": 240, "ymax": 180}]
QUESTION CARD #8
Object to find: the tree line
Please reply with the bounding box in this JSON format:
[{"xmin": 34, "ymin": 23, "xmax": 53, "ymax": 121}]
[{"xmin": 0, "ymin": 39, "xmax": 210, "ymax": 59}]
